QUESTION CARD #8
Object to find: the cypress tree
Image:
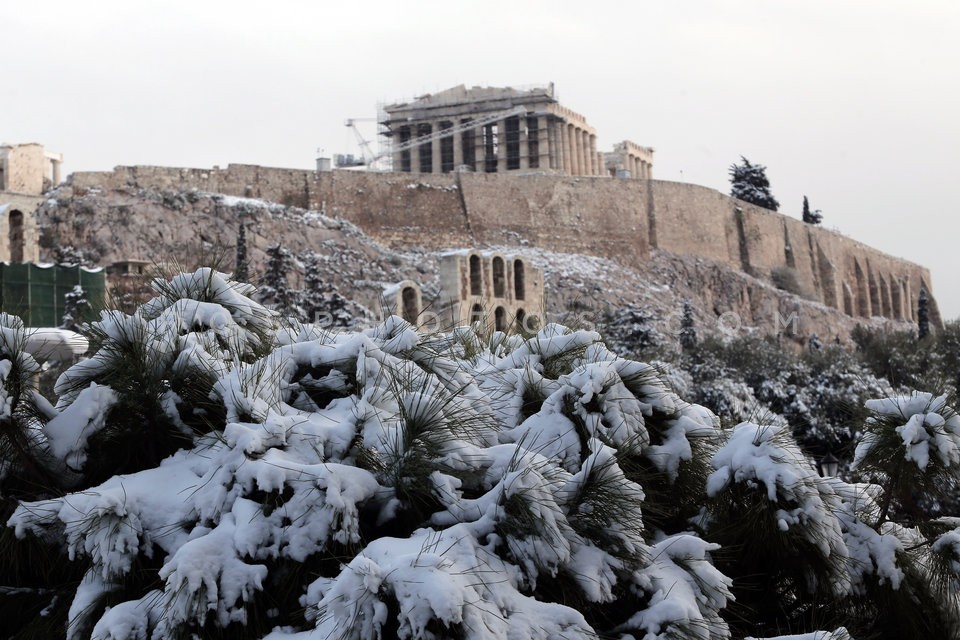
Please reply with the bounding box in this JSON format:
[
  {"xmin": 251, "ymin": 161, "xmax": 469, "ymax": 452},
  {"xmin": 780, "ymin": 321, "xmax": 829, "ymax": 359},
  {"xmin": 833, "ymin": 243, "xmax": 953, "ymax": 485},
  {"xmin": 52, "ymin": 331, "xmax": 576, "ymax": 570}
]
[
  {"xmin": 919, "ymin": 287, "xmax": 930, "ymax": 340},
  {"xmin": 235, "ymin": 221, "xmax": 249, "ymax": 284},
  {"xmin": 679, "ymin": 299, "xmax": 698, "ymax": 353},
  {"xmin": 802, "ymin": 195, "xmax": 823, "ymax": 224}
]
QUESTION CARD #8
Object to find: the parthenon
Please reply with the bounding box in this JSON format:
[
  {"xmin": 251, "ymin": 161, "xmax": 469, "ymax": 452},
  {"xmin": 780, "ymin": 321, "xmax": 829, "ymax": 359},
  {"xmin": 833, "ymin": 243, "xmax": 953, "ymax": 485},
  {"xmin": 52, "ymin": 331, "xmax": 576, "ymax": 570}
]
[{"xmin": 380, "ymin": 84, "xmax": 653, "ymax": 178}]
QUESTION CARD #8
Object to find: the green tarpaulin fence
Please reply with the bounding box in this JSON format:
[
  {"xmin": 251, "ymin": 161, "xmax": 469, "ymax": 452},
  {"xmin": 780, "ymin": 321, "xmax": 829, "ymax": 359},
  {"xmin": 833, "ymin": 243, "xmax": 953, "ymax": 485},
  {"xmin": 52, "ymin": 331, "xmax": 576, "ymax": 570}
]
[{"xmin": 0, "ymin": 263, "xmax": 106, "ymax": 327}]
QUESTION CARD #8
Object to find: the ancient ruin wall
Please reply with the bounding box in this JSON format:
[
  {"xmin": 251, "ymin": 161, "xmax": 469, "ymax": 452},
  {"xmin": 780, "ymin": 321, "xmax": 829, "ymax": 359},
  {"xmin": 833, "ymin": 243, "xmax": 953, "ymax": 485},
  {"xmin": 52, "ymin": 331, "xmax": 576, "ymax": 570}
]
[
  {"xmin": 67, "ymin": 165, "xmax": 938, "ymax": 325},
  {"xmin": 648, "ymin": 181, "xmax": 941, "ymax": 326},
  {"xmin": 456, "ymin": 173, "xmax": 650, "ymax": 266},
  {"xmin": 647, "ymin": 180, "xmax": 741, "ymax": 268},
  {"xmin": 2, "ymin": 144, "xmax": 46, "ymax": 195}
]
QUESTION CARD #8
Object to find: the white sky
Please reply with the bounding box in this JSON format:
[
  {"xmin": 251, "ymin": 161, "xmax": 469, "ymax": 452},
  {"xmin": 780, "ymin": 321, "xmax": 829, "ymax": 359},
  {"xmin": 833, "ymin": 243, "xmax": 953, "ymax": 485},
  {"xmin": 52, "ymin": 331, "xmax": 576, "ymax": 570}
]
[{"xmin": 6, "ymin": 1, "xmax": 959, "ymax": 319}]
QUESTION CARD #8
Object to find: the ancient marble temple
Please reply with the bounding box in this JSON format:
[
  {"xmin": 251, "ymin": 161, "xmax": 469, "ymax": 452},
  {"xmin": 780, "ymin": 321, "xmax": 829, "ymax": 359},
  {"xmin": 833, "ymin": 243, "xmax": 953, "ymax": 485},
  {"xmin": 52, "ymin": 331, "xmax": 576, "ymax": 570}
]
[{"xmin": 380, "ymin": 84, "xmax": 654, "ymax": 179}]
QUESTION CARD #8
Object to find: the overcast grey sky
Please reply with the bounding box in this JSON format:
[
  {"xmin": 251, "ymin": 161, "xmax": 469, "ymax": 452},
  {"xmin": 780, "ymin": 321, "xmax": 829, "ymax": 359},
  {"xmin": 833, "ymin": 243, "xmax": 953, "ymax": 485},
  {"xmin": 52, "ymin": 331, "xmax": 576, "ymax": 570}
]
[{"xmin": 6, "ymin": 1, "xmax": 958, "ymax": 319}]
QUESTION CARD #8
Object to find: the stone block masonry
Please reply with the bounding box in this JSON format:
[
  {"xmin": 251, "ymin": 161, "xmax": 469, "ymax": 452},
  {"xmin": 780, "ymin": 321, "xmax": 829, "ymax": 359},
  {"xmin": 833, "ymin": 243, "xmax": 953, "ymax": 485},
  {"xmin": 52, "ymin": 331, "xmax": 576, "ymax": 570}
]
[{"xmin": 68, "ymin": 165, "xmax": 940, "ymax": 327}]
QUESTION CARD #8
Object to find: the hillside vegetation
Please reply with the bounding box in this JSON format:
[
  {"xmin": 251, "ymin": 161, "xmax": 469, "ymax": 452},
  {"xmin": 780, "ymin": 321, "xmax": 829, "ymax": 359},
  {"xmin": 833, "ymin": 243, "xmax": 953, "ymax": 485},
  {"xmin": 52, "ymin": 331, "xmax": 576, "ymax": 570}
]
[{"xmin": 1, "ymin": 269, "xmax": 959, "ymax": 639}]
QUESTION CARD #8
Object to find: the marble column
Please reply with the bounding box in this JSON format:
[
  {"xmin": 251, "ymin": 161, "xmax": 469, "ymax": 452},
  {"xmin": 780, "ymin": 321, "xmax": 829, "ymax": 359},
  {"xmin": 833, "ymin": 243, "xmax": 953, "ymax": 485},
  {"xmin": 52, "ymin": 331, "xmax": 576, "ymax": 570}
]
[
  {"xmin": 537, "ymin": 116, "xmax": 550, "ymax": 170},
  {"xmin": 431, "ymin": 121, "xmax": 443, "ymax": 174},
  {"xmin": 519, "ymin": 118, "xmax": 529, "ymax": 170},
  {"xmin": 589, "ymin": 134, "xmax": 597, "ymax": 175},
  {"xmin": 452, "ymin": 121, "xmax": 463, "ymax": 170},
  {"xmin": 560, "ymin": 123, "xmax": 570, "ymax": 174},
  {"xmin": 570, "ymin": 125, "xmax": 580, "ymax": 175},
  {"xmin": 580, "ymin": 130, "xmax": 589, "ymax": 176}
]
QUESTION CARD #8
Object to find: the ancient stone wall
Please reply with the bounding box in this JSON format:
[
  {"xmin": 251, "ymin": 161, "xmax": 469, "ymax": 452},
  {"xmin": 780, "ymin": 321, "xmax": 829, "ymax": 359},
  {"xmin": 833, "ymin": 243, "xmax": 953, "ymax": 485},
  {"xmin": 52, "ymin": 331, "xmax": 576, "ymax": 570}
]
[
  {"xmin": 648, "ymin": 180, "xmax": 741, "ymax": 267},
  {"xmin": 322, "ymin": 171, "xmax": 466, "ymax": 247},
  {"xmin": 0, "ymin": 195, "xmax": 43, "ymax": 262},
  {"xmin": 67, "ymin": 165, "xmax": 939, "ymax": 326},
  {"xmin": 457, "ymin": 174, "xmax": 649, "ymax": 265},
  {"xmin": 1, "ymin": 144, "xmax": 46, "ymax": 195}
]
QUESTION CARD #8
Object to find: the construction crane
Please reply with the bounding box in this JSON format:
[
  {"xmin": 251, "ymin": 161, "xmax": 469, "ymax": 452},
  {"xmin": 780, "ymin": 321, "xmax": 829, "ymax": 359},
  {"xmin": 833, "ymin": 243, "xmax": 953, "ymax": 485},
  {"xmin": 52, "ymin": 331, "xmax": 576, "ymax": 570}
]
[
  {"xmin": 343, "ymin": 118, "xmax": 379, "ymax": 167},
  {"xmin": 344, "ymin": 105, "xmax": 530, "ymax": 171}
]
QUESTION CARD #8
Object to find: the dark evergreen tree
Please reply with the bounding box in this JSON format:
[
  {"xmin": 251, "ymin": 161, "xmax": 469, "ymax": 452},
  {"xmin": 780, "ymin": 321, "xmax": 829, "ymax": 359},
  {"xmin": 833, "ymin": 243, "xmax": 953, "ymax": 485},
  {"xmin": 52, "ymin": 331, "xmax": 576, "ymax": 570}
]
[
  {"xmin": 802, "ymin": 195, "xmax": 823, "ymax": 225},
  {"xmin": 60, "ymin": 285, "xmax": 89, "ymax": 331},
  {"xmin": 301, "ymin": 251, "xmax": 354, "ymax": 328},
  {"xmin": 729, "ymin": 156, "xmax": 779, "ymax": 211},
  {"xmin": 234, "ymin": 221, "xmax": 249, "ymax": 284},
  {"xmin": 601, "ymin": 304, "xmax": 663, "ymax": 359},
  {"xmin": 919, "ymin": 287, "xmax": 930, "ymax": 340},
  {"xmin": 53, "ymin": 245, "xmax": 92, "ymax": 266},
  {"xmin": 679, "ymin": 299, "xmax": 697, "ymax": 353},
  {"xmin": 259, "ymin": 244, "xmax": 301, "ymax": 318}
]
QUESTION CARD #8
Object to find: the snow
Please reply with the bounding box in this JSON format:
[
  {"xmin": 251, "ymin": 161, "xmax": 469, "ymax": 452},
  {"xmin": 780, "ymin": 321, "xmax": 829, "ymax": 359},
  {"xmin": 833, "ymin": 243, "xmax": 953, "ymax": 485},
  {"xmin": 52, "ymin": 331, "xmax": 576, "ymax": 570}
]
[
  {"xmin": 707, "ymin": 422, "xmax": 848, "ymax": 585},
  {"xmin": 43, "ymin": 382, "xmax": 117, "ymax": 469},
  {"xmin": 5, "ymin": 267, "xmax": 948, "ymax": 639},
  {"xmin": 12, "ymin": 295, "xmax": 735, "ymax": 638},
  {"xmin": 853, "ymin": 391, "xmax": 960, "ymax": 471}
]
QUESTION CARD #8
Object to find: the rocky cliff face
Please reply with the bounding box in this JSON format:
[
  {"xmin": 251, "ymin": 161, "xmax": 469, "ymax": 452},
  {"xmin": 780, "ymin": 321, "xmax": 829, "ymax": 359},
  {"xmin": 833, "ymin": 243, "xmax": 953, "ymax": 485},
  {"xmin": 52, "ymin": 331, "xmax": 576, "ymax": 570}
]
[{"xmin": 37, "ymin": 182, "xmax": 911, "ymax": 347}]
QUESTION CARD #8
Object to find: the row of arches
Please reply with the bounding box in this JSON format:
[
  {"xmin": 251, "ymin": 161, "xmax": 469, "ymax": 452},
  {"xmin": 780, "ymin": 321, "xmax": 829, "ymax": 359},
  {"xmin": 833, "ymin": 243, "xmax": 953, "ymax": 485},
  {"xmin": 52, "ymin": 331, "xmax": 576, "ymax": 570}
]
[
  {"xmin": 842, "ymin": 260, "xmax": 918, "ymax": 321},
  {"xmin": 468, "ymin": 254, "xmax": 525, "ymax": 300},
  {"xmin": 470, "ymin": 304, "xmax": 540, "ymax": 333}
]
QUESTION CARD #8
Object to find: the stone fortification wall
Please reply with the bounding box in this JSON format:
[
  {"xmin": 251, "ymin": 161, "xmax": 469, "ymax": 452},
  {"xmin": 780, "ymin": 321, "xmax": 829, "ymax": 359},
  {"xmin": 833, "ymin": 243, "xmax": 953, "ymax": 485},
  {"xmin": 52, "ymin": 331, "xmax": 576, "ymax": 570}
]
[
  {"xmin": 650, "ymin": 188, "xmax": 940, "ymax": 326},
  {"xmin": 322, "ymin": 172, "xmax": 466, "ymax": 247},
  {"xmin": 456, "ymin": 174, "xmax": 649, "ymax": 266},
  {"xmin": 67, "ymin": 165, "xmax": 939, "ymax": 325},
  {"xmin": 648, "ymin": 181, "xmax": 741, "ymax": 267}
]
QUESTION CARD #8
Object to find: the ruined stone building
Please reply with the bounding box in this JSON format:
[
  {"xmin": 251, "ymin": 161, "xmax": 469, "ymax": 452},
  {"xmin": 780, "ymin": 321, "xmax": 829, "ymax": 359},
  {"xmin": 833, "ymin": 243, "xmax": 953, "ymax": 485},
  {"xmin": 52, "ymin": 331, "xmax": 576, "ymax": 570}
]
[
  {"xmin": 383, "ymin": 253, "xmax": 544, "ymax": 334},
  {"xmin": 439, "ymin": 251, "xmax": 544, "ymax": 331},
  {"xmin": 0, "ymin": 142, "xmax": 55, "ymax": 263},
  {"xmin": 380, "ymin": 84, "xmax": 653, "ymax": 178}
]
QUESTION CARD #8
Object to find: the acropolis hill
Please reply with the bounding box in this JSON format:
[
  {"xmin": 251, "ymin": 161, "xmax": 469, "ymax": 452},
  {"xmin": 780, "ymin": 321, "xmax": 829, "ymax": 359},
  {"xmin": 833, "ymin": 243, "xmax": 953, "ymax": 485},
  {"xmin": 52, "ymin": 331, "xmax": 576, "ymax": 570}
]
[
  {"xmin": 3, "ymin": 83, "xmax": 941, "ymax": 338},
  {"xmin": 63, "ymin": 164, "xmax": 941, "ymax": 330}
]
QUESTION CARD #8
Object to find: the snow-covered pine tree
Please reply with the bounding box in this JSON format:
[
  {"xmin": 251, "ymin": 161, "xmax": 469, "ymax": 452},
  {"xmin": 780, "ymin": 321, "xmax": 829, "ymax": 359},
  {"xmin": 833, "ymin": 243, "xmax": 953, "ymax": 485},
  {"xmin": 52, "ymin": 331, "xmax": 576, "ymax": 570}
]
[
  {"xmin": 600, "ymin": 304, "xmax": 663, "ymax": 359},
  {"xmin": 60, "ymin": 285, "xmax": 89, "ymax": 331},
  {"xmin": 301, "ymin": 251, "xmax": 355, "ymax": 328},
  {"xmin": 919, "ymin": 287, "xmax": 931, "ymax": 340},
  {"xmin": 802, "ymin": 195, "xmax": 823, "ymax": 224},
  {"xmin": 258, "ymin": 243, "xmax": 301, "ymax": 319},
  {"xmin": 54, "ymin": 245, "xmax": 92, "ymax": 266},
  {"xmin": 7, "ymin": 268, "xmax": 960, "ymax": 640},
  {"xmin": 234, "ymin": 221, "xmax": 249, "ymax": 284},
  {"xmin": 679, "ymin": 299, "xmax": 697, "ymax": 353},
  {"xmin": 729, "ymin": 156, "xmax": 779, "ymax": 211}
]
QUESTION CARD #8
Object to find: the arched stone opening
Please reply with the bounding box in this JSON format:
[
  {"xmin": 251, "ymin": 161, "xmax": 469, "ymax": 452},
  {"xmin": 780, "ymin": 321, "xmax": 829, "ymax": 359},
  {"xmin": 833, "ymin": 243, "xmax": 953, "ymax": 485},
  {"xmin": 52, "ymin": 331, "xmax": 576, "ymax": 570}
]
[
  {"xmin": 879, "ymin": 274, "xmax": 892, "ymax": 318},
  {"xmin": 842, "ymin": 283, "xmax": 854, "ymax": 317},
  {"xmin": 492, "ymin": 256, "xmax": 505, "ymax": 298},
  {"xmin": 867, "ymin": 266, "xmax": 880, "ymax": 318},
  {"xmin": 891, "ymin": 278, "xmax": 903, "ymax": 320},
  {"xmin": 514, "ymin": 259, "xmax": 525, "ymax": 300},
  {"xmin": 469, "ymin": 254, "xmax": 482, "ymax": 296},
  {"xmin": 494, "ymin": 306, "xmax": 506, "ymax": 332},
  {"xmin": 854, "ymin": 262, "xmax": 869, "ymax": 317},
  {"xmin": 8, "ymin": 209, "xmax": 24, "ymax": 263},
  {"xmin": 401, "ymin": 286, "xmax": 419, "ymax": 324},
  {"xmin": 471, "ymin": 303, "xmax": 484, "ymax": 325}
]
